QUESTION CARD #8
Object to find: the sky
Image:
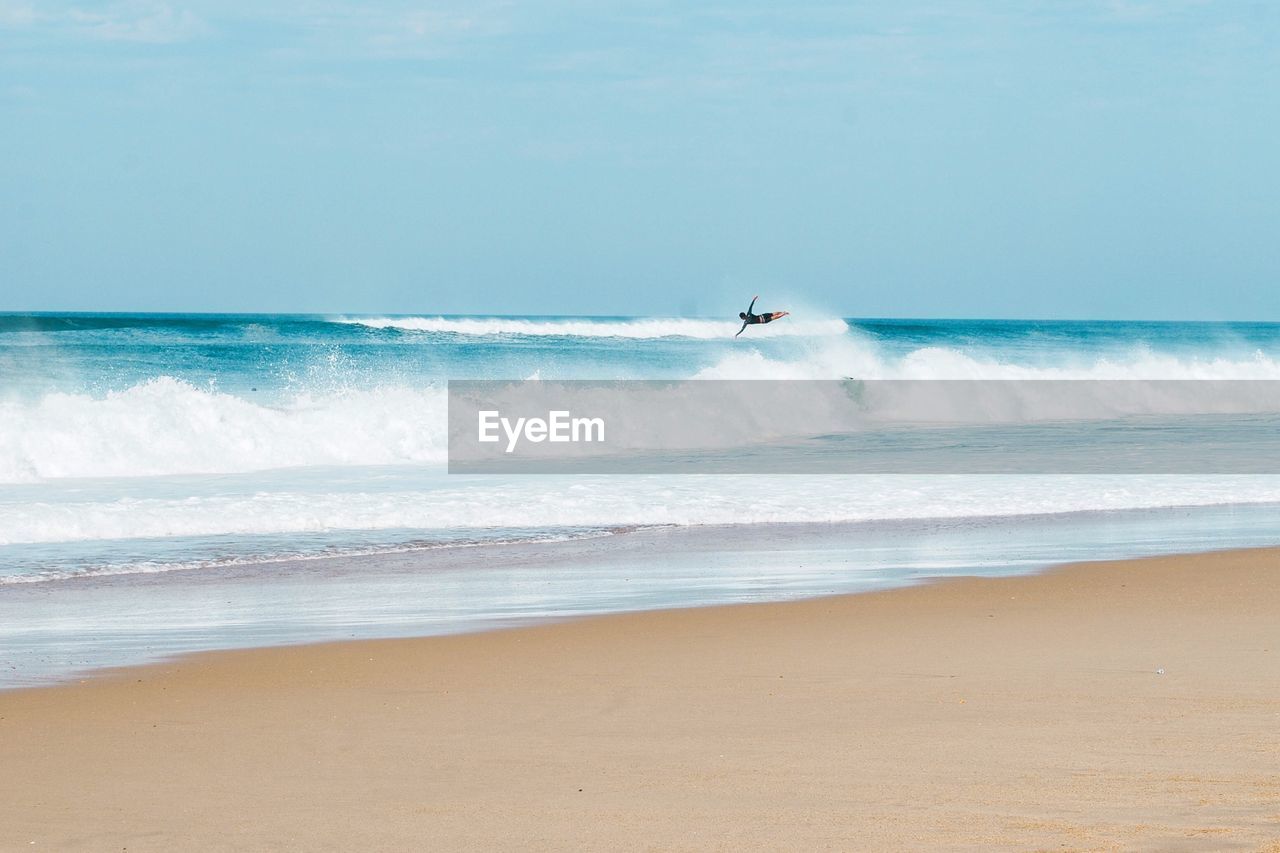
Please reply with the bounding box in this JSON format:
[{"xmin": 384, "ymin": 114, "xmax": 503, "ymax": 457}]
[{"xmin": 1, "ymin": 0, "xmax": 1278, "ymax": 319}]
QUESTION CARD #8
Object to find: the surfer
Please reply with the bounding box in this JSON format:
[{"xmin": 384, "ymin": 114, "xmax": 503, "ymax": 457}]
[{"xmin": 735, "ymin": 295, "xmax": 789, "ymax": 337}]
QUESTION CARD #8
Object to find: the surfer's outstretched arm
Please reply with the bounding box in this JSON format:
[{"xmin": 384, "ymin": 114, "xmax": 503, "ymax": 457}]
[
  {"xmin": 735, "ymin": 319, "xmax": 749, "ymax": 338},
  {"xmin": 747, "ymin": 295, "xmax": 758, "ymax": 315}
]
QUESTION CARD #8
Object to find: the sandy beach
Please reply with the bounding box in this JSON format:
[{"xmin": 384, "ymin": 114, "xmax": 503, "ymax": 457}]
[{"xmin": 3, "ymin": 547, "xmax": 1278, "ymax": 851}]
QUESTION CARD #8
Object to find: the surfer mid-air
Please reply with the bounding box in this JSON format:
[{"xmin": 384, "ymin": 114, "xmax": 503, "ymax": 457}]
[{"xmin": 735, "ymin": 295, "xmax": 789, "ymax": 337}]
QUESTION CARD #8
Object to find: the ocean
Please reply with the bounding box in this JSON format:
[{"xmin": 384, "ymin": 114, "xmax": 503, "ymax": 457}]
[{"xmin": 4, "ymin": 312, "xmax": 1280, "ymax": 683}]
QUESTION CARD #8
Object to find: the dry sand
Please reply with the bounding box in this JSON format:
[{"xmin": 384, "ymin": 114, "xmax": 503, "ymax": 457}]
[{"xmin": 2, "ymin": 548, "xmax": 1279, "ymax": 851}]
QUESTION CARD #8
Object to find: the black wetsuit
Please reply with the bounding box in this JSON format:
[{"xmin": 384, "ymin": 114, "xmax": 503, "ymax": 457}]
[{"xmin": 736, "ymin": 297, "xmax": 781, "ymax": 337}]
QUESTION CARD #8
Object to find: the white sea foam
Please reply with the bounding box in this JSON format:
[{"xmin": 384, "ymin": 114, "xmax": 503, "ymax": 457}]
[
  {"xmin": 693, "ymin": 335, "xmax": 1280, "ymax": 380},
  {"xmin": 0, "ymin": 377, "xmax": 447, "ymax": 483},
  {"xmin": 4, "ymin": 475, "xmax": 1280, "ymax": 549},
  {"xmin": 5, "ymin": 338, "xmax": 1280, "ymax": 484},
  {"xmin": 334, "ymin": 315, "xmax": 850, "ymax": 339},
  {"xmin": 0, "ymin": 528, "xmax": 618, "ymax": 584}
]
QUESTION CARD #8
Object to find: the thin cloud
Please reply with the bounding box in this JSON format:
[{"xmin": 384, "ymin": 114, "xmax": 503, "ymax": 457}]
[
  {"xmin": 362, "ymin": 5, "xmax": 511, "ymax": 58},
  {"xmin": 0, "ymin": 1, "xmax": 209, "ymax": 41},
  {"xmin": 0, "ymin": 1, "xmax": 37, "ymax": 27},
  {"xmin": 68, "ymin": 3, "xmax": 209, "ymax": 43}
]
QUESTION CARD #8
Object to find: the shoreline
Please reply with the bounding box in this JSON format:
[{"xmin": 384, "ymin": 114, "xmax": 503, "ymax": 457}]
[
  {"xmin": 6, "ymin": 502, "xmax": 1280, "ymax": 688},
  {"xmin": 4, "ymin": 546, "xmax": 1279, "ymax": 849}
]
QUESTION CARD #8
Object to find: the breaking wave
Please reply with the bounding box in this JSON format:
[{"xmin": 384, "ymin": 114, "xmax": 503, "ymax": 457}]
[
  {"xmin": 692, "ymin": 336, "xmax": 1280, "ymax": 380},
  {"xmin": 333, "ymin": 315, "xmax": 850, "ymax": 339},
  {"xmin": 0, "ymin": 377, "xmax": 447, "ymax": 484},
  {"xmin": 5, "ymin": 338, "xmax": 1280, "ymax": 483}
]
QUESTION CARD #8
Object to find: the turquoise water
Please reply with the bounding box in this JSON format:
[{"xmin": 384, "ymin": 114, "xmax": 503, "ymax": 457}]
[
  {"xmin": 9, "ymin": 313, "xmax": 1280, "ymax": 400},
  {"xmin": 4, "ymin": 312, "xmax": 1280, "ymax": 583},
  {"xmin": 3, "ymin": 312, "xmax": 1280, "ymax": 684}
]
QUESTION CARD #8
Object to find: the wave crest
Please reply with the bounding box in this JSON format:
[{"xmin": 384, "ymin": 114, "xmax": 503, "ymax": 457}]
[
  {"xmin": 334, "ymin": 315, "xmax": 849, "ymax": 339},
  {"xmin": 693, "ymin": 337, "xmax": 1280, "ymax": 380},
  {"xmin": 8, "ymin": 340, "xmax": 1280, "ymax": 483},
  {"xmin": 0, "ymin": 377, "xmax": 446, "ymax": 483}
]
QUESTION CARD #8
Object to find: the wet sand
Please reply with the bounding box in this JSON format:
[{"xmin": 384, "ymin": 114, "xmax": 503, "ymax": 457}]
[{"xmin": 2, "ymin": 548, "xmax": 1279, "ymax": 850}]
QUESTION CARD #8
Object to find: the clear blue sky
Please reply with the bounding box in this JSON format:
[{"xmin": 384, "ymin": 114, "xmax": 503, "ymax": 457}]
[{"xmin": 2, "ymin": 1, "xmax": 1277, "ymax": 318}]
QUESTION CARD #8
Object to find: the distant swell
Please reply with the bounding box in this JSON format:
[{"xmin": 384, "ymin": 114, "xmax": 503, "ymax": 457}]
[{"xmin": 333, "ymin": 315, "xmax": 850, "ymax": 339}]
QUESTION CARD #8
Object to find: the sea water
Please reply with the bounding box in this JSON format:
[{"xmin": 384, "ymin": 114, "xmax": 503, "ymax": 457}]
[{"xmin": 3, "ymin": 313, "xmax": 1280, "ymax": 682}]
